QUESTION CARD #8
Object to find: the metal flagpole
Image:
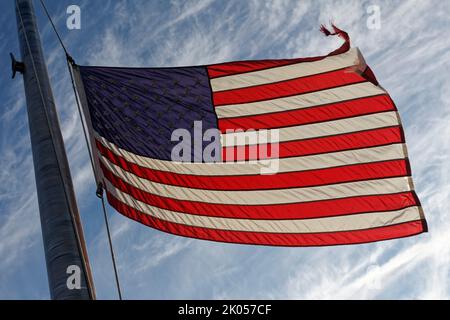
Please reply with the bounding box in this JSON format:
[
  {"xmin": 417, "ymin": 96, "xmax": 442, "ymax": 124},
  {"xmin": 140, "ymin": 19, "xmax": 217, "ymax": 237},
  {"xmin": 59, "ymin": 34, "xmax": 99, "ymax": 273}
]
[{"xmin": 13, "ymin": 0, "xmax": 95, "ymax": 299}]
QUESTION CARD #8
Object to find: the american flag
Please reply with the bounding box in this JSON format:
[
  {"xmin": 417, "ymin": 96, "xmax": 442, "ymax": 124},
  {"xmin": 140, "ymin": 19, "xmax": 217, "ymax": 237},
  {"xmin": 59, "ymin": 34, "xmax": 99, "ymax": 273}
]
[{"xmin": 74, "ymin": 27, "xmax": 427, "ymax": 246}]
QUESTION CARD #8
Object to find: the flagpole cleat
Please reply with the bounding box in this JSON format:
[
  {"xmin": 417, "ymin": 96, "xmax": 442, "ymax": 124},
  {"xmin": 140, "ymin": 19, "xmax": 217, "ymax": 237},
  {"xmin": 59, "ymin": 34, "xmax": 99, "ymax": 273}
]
[{"xmin": 10, "ymin": 53, "xmax": 25, "ymax": 79}]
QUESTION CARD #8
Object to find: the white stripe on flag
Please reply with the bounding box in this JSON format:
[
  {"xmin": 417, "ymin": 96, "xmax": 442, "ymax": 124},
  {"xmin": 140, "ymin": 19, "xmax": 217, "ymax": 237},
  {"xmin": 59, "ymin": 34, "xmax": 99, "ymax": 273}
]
[
  {"xmin": 221, "ymin": 111, "xmax": 399, "ymax": 147},
  {"xmin": 106, "ymin": 180, "xmax": 421, "ymax": 233},
  {"xmin": 96, "ymin": 135, "xmax": 408, "ymax": 176},
  {"xmin": 101, "ymin": 157, "xmax": 413, "ymax": 205},
  {"xmin": 215, "ymin": 82, "xmax": 386, "ymax": 119},
  {"xmin": 210, "ymin": 48, "xmax": 365, "ymax": 92}
]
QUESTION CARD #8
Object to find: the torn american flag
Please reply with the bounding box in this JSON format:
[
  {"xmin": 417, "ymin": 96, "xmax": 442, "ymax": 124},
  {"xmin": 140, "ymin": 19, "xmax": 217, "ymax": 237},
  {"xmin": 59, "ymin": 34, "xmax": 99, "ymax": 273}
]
[{"xmin": 73, "ymin": 26, "xmax": 427, "ymax": 246}]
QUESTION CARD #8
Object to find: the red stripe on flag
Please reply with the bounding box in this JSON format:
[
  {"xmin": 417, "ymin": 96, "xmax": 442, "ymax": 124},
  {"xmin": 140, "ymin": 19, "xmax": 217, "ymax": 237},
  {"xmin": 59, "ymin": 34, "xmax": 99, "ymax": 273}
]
[
  {"xmin": 107, "ymin": 192, "xmax": 426, "ymax": 246},
  {"xmin": 102, "ymin": 165, "xmax": 418, "ymax": 219},
  {"xmin": 98, "ymin": 137, "xmax": 407, "ymax": 190},
  {"xmin": 100, "ymin": 157, "xmax": 409, "ymax": 191},
  {"xmin": 222, "ymin": 127, "xmax": 403, "ymax": 161},
  {"xmin": 212, "ymin": 68, "xmax": 365, "ymax": 106},
  {"xmin": 218, "ymin": 94, "xmax": 394, "ymax": 132},
  {"xmin": 207, "ymin": 55, "xmax": 334, "ymax": 79}
]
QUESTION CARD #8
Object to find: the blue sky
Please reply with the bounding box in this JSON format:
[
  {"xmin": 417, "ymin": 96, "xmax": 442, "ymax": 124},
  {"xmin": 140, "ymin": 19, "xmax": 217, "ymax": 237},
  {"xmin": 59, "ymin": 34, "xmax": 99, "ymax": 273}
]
[{"xmin": 0, "ymin": 0, "xmax": 449, "ymax": 300}]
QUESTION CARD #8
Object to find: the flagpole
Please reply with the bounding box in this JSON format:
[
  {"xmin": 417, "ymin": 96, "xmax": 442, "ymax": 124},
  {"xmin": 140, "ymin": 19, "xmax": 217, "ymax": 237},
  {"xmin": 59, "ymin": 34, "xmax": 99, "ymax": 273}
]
[{"xmin": 13, "ymin": 0, "xmax": 95, "ymax": 299}]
